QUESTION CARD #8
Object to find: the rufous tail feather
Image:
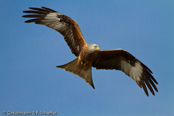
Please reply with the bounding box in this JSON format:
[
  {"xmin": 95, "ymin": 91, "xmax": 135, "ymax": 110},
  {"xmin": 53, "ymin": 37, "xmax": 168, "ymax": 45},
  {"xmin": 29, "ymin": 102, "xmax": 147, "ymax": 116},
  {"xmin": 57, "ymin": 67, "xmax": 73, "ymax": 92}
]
[{"xmin": 56, "ymin": 58, "xmax": 95, "ymax": 89}]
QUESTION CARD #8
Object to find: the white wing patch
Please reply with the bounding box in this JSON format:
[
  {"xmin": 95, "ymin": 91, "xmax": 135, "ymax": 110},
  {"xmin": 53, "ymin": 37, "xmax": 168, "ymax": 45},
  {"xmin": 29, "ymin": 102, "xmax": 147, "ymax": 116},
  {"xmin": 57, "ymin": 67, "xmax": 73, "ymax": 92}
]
[
  {"xmin": 40, "ymin": 13, "xmax": 69, "ymax": 31},
  {"xmin": 23, "ymin": 6, "xmax": 84, "ymax": 56},
  {"xmin": 45, "ymin": 12, "xmax": 61, "ymax": 20},
  {"xmin": 121, "ymin": 60, "xmax": 143, "ymax": 82},
  {"xmin": 130, "ymin": 61, "xmax": 143, "ymax": 82}
]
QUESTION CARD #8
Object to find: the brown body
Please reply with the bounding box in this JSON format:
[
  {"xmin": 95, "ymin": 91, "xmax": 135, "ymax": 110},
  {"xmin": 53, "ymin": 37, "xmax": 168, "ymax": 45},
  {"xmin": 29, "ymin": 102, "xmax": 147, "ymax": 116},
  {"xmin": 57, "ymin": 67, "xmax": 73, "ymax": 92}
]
[{"xmin": 77, "ymin": 44, "xmax": 99, "ymax": 69}]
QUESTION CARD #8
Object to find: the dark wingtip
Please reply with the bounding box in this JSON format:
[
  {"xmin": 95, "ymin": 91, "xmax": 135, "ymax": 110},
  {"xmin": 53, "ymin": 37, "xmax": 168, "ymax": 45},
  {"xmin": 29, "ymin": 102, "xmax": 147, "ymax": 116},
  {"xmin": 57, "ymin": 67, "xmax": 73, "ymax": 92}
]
[
  {"xmin": 56, "ymin": 66, "xmax": 60, "ymax": 68},
  {"xmin": 92, "ymin": 85, "xmax": 95, "ymax": 89},
  {"xmin": 41, "ymin": 6, "xmax": 56, "ymax": 12},
  {"xmin": 29, "ymin": 7, "xmax": 38, "ymax": 10},
  {"xmin": 56, "ymin": 65, "xmax": 65, "ymax": 69},
  {"xmin": 146, "ymin": 92, "xmax": 149, "ymax": 97},
  {"xmin": 24, "ymin": 19, "xmax": 38, "ymax": 23},
  {"xmin": 142, "ymin": 82, "xmax": 149, "ymax": 97}
]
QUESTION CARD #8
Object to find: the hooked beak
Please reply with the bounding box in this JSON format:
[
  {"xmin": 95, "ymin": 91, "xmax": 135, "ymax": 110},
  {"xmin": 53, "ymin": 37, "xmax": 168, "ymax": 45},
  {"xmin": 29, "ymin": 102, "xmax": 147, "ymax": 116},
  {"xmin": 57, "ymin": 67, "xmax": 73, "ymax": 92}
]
[{"xmin": 95, "ymin": 46, "xmax": 100, "ymax": 50}]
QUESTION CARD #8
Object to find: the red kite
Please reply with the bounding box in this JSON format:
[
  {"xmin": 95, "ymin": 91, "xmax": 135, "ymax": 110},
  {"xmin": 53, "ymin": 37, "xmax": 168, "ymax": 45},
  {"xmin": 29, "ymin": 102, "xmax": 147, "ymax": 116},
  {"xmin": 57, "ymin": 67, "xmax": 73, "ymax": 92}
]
[{"xmin": 23, "ymin": 6, "xmax": 158, "ymax": 96}]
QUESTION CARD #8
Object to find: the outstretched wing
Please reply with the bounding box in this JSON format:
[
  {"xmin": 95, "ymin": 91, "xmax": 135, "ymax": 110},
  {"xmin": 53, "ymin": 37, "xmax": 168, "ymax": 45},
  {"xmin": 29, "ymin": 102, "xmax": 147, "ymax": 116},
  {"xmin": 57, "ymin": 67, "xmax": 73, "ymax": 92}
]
[
  {"xmin": 92, "ymin": 49, "xmax": 158, "ymax": 96},
  {"xmin": 22, "ymin": 6, "xmax": 87, "ymax": 57}
]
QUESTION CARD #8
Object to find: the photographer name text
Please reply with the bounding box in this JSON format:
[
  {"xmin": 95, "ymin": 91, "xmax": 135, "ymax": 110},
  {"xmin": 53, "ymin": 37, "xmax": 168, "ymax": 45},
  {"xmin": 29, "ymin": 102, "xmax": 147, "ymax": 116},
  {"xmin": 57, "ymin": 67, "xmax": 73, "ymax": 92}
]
[{"xmin": 2, "ymin": 111, "xmax": 57, "ymax": 115}]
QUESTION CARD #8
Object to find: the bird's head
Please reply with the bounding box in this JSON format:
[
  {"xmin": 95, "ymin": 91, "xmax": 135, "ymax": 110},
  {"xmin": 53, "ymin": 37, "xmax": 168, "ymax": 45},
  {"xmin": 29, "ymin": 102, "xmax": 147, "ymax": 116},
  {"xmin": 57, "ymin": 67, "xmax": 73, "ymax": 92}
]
[
  {"xmin": 88, "ymin": 44, "xmax": 100, "ymax": 52},
  {"xmin": 94, "ymin": 44, "xmax": 100, "ymax": 51},
  {"xmin": 88, "ymin": 44, "xmax": 100, "ymax": 51}
]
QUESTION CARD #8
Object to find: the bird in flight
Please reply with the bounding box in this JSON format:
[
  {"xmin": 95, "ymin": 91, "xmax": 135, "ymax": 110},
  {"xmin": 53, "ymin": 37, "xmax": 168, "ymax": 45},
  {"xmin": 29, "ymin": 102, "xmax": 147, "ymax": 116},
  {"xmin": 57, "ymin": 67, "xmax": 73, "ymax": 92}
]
[{"xmin": 22, "ymin": 6, "xmax": 158, "ymax": 96}]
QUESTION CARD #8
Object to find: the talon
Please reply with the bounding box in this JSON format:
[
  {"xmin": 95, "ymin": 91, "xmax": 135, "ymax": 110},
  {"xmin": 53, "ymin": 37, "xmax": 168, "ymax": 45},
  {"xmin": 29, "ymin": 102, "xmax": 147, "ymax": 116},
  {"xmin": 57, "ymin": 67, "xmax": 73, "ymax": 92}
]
[{"xmin": 81, "ymin": 62, "xmax": 83, "ymax": 65}]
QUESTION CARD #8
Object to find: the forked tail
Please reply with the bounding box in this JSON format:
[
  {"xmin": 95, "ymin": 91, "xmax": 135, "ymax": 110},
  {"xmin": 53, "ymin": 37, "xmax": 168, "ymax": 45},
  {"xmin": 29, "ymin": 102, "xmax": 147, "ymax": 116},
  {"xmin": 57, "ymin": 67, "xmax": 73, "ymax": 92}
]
[{"xmin": 56, "ymin": 58, "xmax": 95, "ymax": 88}]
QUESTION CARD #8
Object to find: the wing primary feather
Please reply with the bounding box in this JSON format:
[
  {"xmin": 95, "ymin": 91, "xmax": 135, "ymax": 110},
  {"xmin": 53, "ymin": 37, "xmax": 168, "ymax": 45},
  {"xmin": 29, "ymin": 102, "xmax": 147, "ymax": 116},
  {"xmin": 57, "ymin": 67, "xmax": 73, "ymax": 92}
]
[
  {"xmin": 24, "ymin": 19, "xmax": 39, "ymax": 23},
  {"xmin": 142, "ymin": 82, "xmax": 149, "ymax": 96},
  {"xmin": 22, "ymin": 15, "xmax": 42, "ymax": 18},
  {"xmin": 144, "ymin": 80, "xmax": 155, "ymax": 96},
  {"xmin": 144, "ymin": 70, "xmax": 158, "ymax": 84},
  {"xmin": 41, "ymin": 6, "xmax": 56, "ymax": 12},
  {"xmin": 148, "ymin": 78, "xmax": 158, "ymax": 92},
  {"xmin": 23, "ymin": 10, "xmax": 47, "ymax": 14},
  {"xmin": 141, "ymin": 62, "xmax": 153, "ymax": 74},
  {"xmin": 29, "ymin": 7, "xmax": 49, "ymax": 12},
  {"xmin": 151, "ymin": 76, "xmax": 158, "ymax": 84}
]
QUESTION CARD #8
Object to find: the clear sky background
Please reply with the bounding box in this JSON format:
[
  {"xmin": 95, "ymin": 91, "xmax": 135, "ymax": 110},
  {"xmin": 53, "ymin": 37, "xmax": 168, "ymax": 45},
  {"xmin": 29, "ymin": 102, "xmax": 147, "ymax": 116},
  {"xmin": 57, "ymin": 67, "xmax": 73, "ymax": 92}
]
[{"xmin": 0, "ymin": 0, "xmax": 173, "ymax": 116}]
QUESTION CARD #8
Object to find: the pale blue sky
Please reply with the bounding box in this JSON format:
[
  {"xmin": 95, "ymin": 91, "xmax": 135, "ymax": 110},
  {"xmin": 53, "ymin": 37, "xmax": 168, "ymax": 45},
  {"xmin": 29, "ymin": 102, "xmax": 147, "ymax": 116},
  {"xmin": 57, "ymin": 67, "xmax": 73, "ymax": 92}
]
[{"xmin": 0, "ymin": 0, "xmax": 173, "ymax": 116}]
